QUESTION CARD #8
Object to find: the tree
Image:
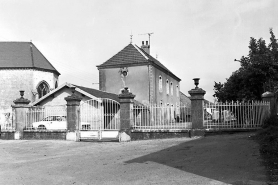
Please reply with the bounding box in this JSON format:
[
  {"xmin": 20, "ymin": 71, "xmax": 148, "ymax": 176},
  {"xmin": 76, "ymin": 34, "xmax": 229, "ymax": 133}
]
[{"xmin": 214, "ymin": 29, "xmax": 278, "ymax": 102}]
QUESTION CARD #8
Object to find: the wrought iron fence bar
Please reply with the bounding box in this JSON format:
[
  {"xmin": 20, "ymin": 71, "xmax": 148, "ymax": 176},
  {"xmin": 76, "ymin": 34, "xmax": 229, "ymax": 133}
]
[{"xmin": 204, "ymin": 101, "xmax": 270, "ymax": 130}]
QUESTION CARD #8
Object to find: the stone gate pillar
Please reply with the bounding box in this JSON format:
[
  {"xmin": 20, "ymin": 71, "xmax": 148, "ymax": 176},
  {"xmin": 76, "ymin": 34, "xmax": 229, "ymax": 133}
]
[
  {"xmin": 118, "ymin": 87, "xmax": 135, "ymax": 142},
  {"xmin": 262, "ymin": 91, "xmax": 276, "ymax": 116},
  {"xmin": 65, "ymin": 87, "xmax": 82, "ymax": 141},
  {"xmin": 12, "ymin": 90, "xmax": 31, "ymax": 140},
  {"xmin": 188, "ymin": 78, "xmax": 206, "ymax": 137}
]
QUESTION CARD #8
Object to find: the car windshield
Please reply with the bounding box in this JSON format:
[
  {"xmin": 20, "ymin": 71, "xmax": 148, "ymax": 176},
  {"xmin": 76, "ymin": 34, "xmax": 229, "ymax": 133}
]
[
  {"xmin": 43, "ymin": 116, "xmax": 54, "ymax": 121},
  {"xmin": 42, "ymin": 116, "xmax": 66, "ymax": 121}
]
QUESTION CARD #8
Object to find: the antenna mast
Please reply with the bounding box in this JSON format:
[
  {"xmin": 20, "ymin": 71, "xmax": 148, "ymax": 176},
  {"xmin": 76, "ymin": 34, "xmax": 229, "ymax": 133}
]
[{"xmin": 139, "ymin": 32, "xmax": 154, "ymax": 46}]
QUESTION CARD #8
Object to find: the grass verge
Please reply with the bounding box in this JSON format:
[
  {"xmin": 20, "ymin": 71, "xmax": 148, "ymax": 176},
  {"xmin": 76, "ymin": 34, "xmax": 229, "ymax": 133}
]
[{"xmin": 256, "ymin": 116, "xmax": 278, "ymax": 183}]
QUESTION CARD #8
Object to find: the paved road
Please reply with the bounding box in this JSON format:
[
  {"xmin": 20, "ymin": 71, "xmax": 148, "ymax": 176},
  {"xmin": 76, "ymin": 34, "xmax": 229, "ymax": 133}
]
[{"xmin": 0, "ymin": 132, "xmax": 268, "ymax": 185}]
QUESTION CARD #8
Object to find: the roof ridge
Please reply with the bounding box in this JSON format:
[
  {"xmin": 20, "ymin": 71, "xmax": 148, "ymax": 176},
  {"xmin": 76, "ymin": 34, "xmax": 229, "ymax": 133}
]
[
  {"xmin": 97, "ymin": 44, "xmax": 133, "ymax": 67},
  {"xmin": 133, "ymin": 44, "xmax": 149, "ymax": 60},
  {"xmin": 30, "ymin": 43, "xmax": 35, "ymax": 67},
  {"xmin": 31, "ymin": 43, "xmax": 60, "ymax": 75},
  {"xmin": 0, "ymin": 41, "xmax": 32, "ymax": 43},
  {"xmin": 74, "ymin": 84, "xmax": 119, "ymax": 95}
]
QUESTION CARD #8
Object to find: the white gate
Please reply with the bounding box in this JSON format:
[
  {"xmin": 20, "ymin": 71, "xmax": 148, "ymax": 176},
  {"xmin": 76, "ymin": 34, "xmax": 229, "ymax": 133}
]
[
  {"xmin": 80, "ymin": 98, "xmax": 120, "ymax": 141},
  {"xmin": 204, "ymin": 101, "xmax": 270, "ymax": 130}
]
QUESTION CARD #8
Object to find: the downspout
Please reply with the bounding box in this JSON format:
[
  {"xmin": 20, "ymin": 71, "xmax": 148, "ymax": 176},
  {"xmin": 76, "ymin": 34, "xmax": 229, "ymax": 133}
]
[{"xmin": 148, "ymin": 65, "xmax": 150, "ymax": 104}]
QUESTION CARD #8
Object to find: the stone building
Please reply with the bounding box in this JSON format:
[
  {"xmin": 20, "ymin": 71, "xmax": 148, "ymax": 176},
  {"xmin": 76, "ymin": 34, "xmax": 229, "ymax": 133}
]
[
  {"xmin": 97, "ymin": 41, "xmax": 181, "ymax": 106},
  {"xmin": 0, "ymin": 42, "xmax": 60, "ymax": 125}
]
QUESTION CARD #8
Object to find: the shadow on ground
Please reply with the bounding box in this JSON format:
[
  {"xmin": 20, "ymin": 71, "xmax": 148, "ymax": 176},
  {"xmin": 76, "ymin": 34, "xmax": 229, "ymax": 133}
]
[{"xmin": 125, "ymin": 133, "xmax": 267, "ymax": 185}]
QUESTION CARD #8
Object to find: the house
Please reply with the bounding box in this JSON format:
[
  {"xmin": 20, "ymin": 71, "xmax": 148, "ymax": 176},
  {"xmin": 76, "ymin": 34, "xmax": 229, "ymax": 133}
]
[
  {"xmin": 0, "ymin": 42, "xmax": 60, "ymax": 127},
  {"xmin": 97, "ymin": 41, "xmax": 181, "ymax": 107},
  {"xmin": 180, "ymin": 91, "xmax": 191, "ymax": 107}
]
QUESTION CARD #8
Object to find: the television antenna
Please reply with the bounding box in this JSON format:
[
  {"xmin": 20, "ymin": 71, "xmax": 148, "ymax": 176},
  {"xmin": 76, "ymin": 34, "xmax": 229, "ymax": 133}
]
[{"xmin": 139, "ymin": 32, "xmax": 154, "ymax": 46}]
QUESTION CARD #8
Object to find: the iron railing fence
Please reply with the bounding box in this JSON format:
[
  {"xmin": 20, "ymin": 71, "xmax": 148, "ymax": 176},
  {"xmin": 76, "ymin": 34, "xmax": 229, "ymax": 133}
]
[
  {"xmin": 0, "ymin": 109, "xmax": 15, "ymax": 131},
  {"xmin": 132, "ymin": 105, "xmax": 192, "ymax": 130},
  {"xmin": 80, "ymin": 98, "xmax": 120, "ymax": 131},
  {"xmin": 204, "ymin": 101, "xmax": 270, "ymax": 130},
  {"xmin": 24, "ymin": 105, "xmax": 67, "ymax": 130}
]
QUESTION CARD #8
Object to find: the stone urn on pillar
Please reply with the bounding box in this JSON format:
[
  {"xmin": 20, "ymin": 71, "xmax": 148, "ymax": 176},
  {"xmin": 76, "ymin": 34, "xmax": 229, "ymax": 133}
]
[
  {"xmin": 118, "ymin": 87, "xmax": 135, "ymax": 142},
  {"xmin": 12, "ymin": 90, "xmax": 31, "ymax": 139},
  {"xmin": 188, "ymin": 78, "xmax": 206, "ymax": 137}
]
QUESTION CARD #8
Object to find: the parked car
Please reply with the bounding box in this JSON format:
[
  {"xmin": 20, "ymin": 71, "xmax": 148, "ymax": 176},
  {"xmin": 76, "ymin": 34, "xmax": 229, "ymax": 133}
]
[
  {"xmin": 32, "ymin": 115, "xmax": 90, "ymax": 130},
  {"xmin": 204, "ymin": 108, "xmax": 236, "ymax": 122}
]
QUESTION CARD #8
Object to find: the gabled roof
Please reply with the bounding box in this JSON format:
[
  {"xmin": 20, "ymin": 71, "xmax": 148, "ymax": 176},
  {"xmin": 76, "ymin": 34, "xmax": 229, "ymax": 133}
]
[
  {"xmin": 97, "ymin": 43, "xmax": 181, "ymax": 81},
  {"xmin": 32, "ymin": 83, "xmax": 120, "ymax": 105},
  {"xmin": 74, "ymin": 84, "xmax": 120, "ymax": 102},
  {"xmin": 180, "ymin": 91, "xmax": 191, "ymax": 107},
  {"xmin": 0, "ymin": 42, "xmax": 60, "ymax": 75}
]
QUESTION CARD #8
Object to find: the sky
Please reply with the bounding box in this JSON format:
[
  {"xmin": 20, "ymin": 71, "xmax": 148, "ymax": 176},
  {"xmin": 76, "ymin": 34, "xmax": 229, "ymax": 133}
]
[{"xmin": 0, "ymin": 0, "xmax": 277, "ymax": 102}]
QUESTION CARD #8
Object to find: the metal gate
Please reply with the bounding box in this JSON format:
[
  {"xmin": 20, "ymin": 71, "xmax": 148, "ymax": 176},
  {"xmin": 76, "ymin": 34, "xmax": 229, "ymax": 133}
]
[
  {"xmin": 204, "ymin": 101, "xmax": 270, "ymax": 130},
  {"xmin": 79, "ymin": 98, "xmax": 120, "ymax": 141}
]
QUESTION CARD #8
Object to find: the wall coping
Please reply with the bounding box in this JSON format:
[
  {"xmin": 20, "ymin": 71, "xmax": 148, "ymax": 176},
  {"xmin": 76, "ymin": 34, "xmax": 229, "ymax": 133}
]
[
  {"xmin": 0, "ymin": 130, "xmax": 16, "ymax": 133},
  {"xmin": 23, "ymin": 130, "xmax": 67, "ymax": 133},
  {"xmin": 131, "ymin": 129, "xmax": 191, "ymax": 133}
]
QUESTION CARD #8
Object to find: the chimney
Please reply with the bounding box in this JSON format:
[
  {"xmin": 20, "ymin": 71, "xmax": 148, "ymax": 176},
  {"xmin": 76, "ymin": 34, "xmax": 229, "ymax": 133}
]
[{"xmin": 141, "ymin": 40, "xmax": 150, "ymax": 54}]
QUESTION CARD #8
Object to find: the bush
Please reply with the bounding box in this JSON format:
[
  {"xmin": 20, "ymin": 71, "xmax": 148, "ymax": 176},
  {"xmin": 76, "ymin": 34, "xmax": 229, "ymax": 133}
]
[
  {"xmin": 256, "ymin": 116, "xmax": 278, "ymax": 182},
  {"xmin": 262, "ymin": 115, "xmax": 278, "ymax": 128}
]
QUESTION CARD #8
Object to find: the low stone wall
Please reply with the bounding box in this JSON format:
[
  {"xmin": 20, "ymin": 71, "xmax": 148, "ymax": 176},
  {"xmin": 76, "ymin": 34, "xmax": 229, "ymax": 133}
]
[
  {"xmin": 23, "ymin": 130, "xmax": 67, "ymax": 140},
  {"xmin": 0, "ymin": 130, "xmax": 15, "ymax": 140},
  {"xmin": 131, "ymin": 129, "xmax": 191, "ymax": 140},
  {"xmin": 205, "ymin": 128, "xmax": 260, "ymax": 136}
]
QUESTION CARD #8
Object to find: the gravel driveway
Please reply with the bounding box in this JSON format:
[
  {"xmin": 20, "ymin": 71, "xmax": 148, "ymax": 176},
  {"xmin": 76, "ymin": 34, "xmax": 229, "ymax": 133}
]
[{"xmin": 0, "ymin": 132, "xmax": 268, "ymax": 185}]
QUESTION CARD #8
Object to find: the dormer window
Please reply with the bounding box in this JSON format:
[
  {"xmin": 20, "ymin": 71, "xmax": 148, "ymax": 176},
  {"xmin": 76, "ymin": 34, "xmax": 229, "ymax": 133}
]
[
  {"xmin": 159, "ymin": 76, "xmax": 162, "ymax": 92},
  {"xmin": 166, "ymin": 79, "xmax": 169, "ymax": 95}
]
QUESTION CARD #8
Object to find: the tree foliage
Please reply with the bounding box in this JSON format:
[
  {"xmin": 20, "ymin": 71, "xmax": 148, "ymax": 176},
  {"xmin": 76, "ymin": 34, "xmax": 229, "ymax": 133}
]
[{"xmin": 214, "ymin": 29, "xmax": 278, "ymax": 102}]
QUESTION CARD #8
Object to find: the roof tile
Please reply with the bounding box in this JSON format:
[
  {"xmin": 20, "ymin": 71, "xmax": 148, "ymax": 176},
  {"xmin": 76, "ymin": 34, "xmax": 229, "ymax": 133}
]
[
  {"xmin": 97, "ymin": 43, "xmax": 180, "ymax": 81},
  {"xmin": 0, "ymin": 42, "xmax": 60, "ymax": 75}
]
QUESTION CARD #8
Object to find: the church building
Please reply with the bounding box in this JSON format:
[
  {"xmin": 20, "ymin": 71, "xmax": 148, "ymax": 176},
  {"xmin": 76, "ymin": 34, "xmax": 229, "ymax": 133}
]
[
  {"xmin": 0, "ymin": 42, "xmax": 60, "ymax": 115},
  {"xmin": 97, "ymin": 41, "xmax": 181, "ymax": 106}
]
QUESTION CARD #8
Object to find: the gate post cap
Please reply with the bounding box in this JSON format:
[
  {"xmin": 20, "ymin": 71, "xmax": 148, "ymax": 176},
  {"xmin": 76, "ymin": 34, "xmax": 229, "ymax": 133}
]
[
  {"xmin": 118, "ymin": 87, "xmax": 135, "ymax": 99},
  {"xmin": 262, "ymin": 91, "xmax": 274, "ymax": 98},
  {"xmin": 13, "ymin": 90, "xmax": 31, "ymax": 105}
]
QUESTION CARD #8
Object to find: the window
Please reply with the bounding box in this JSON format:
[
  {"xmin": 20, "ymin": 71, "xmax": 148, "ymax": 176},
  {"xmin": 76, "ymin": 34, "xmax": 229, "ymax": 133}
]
[
  {"xmin": 159, "ymin": 76, "xmax": 162, "ymax": 92},
  {"xmin": 166, "ymin": 79, "xmax": 169, "ymax": 94},
  {"xmin": 170, "ymin": 82, "xmax": 173, "ymax": 95},
  {"xmin": 37, "ymin": 81, "xmax": 50, "ymax": 98},
  {"xmin": 171, "ymin": 104, "xmax": 175, "ymax": 120},
  {"xmin": 160, "ymin": 100, "xmax": 163, "ymax": 106},
  {"xmin": 176, "ymin": 85, "xmax": 179, "ymax": 97}
]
